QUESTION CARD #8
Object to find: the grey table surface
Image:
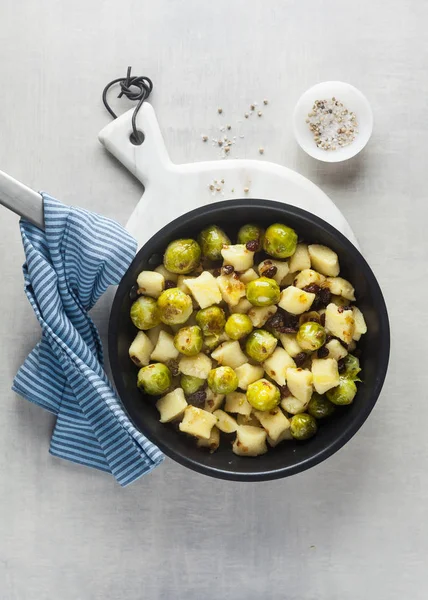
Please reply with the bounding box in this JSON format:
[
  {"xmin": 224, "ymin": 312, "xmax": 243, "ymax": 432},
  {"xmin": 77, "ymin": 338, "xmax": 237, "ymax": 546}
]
[{"xmin": 0, "ymin": 1, "xmax": 426, "ymax": 599}]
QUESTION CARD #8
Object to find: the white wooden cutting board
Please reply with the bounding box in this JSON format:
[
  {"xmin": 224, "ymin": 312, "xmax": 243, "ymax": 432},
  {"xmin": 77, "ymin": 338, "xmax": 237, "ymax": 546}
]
[{"xmin": 98, "ymin": 103, "xmax": 358, "ymax": 249}]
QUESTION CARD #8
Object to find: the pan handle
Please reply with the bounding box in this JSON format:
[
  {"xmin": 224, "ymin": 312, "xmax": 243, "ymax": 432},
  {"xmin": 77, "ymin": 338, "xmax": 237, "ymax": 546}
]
[{"xmin": 0, "ymin": 170, "xmax": 44, "ymax": 230}]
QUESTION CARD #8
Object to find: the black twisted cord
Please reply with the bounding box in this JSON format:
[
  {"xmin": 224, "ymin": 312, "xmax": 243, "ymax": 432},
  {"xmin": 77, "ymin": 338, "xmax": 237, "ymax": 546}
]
[{"xmin": 102, "ymin": 66, "xmax": 153, "ymax": 145}]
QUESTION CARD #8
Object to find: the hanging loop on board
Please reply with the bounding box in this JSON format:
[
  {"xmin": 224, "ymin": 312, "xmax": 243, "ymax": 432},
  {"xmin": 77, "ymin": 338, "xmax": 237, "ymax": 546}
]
[{"xmin": 102, "ymin": 67, "xmax": 153, "ymax": 145}]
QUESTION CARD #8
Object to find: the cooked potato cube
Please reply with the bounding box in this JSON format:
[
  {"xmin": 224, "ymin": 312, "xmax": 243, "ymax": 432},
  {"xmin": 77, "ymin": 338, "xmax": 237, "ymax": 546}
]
[
  {"xmin": 221, "ymin": 244, "xmax": 254, "ymax": 271},
  {"xmin": 280, "ymin": 395, "xmax": 308, "ymax": 414},
  {"xmin": 197, "ymin": 426, "xmax": 220, "ymax": 452},
  {"xmin": 258, "ymin": 259, "xmax": 289, "ymax": 285},
  {"xmin": 225, "ymin": 392, "xmax": 252, "ymax": 416},
  {"xmin": 280, "ymin": 272, "xmax": 296, "ymax": 287},
  {"xmin": 311, "ymin": 357, "xmax": 340, "ymax": 394},
  {"xmin": 211, "ymin": 340, "xmax": 247, "ymax": 369},
  {"xmin": 240, "ymin": 268, "xmax": 259, "ymax": 284},
  {"xmin": 234, "ymin": 363, "xmax": 265, "ymax": 390},
  {"xmin": 213, "ymin": 409, "xmax": 239, "ymax": 433},
  {"xmin": 137, "ymin": 270, "xmax": 165, "ymax": 298},
  {"xmin": 263, "ymin": 347, "xmax": 296, "ymax": 386},
  {"xmin": 217, "ymin": 274, "xmax": 246, "ymax": 306},
  {"xmin": 150, "ymin": 330, "xmax": 179, "ymax": 362},
  {"xmin": 289, "ymin": 243, "xmax": 311, "ymax": 273},
  {"xmin": 325, "ymin": 303, "xmax": 355, "ymax": 344},
  {"xmin": 156, "ymin": 388, "xmax": 187, "ymax": 423},
  {"xmin": 183, "ymin": 271, "xmax": 222, "ymax": 309},
  {"xmin": 294, "ymin": 269, "xmax": 326, "ymax": 289},
  {"xmin": 179, "ymin": 406, "xmax": 217, "ymax": 439},
  {"xmin": 278, "ymin": 333, "xmax": 303, "ymax": 358},
  {"xmin": 179, "ymin": 353, "xmax": 212, "ymax": 379},
  {"xmin": 230, "ymin": 298, "xmax": 253, "ymax": 314},
  {"xmin": 177, "ymin": 275, "xmax": 194, "ymax": 294},
  {"xmin": 331, "ymin": 295, "xmax": 349, "ymax": 307},
  {"xmin": 253, "ymin": 407, "xmax": 290, "ymax": 442},
  {"xmin": 325, "ymin": 338, "xmax": 348, "ymax": 360},
  {"xmin": 204, "ymin": 388, "xmax": 225, "ymax": 412},
  {"xmin": 237, "ymin": 413, "xmax": 261, "ymax": 427},
  {"xmin": 146, "ymin": 324, "xmax": 167, "ymax": 346},
  {"xmin": 233, "ymin": 426, "xmax": 267, "ymax": 456},
  {"xmin": 279, "ymin": 286, "xmax": 315, "ymax": 315},
  {"xmin": 267, "ymin": 427, "xmax": 293, "ymax": 447},
  {"xmin": 129, "ymin": 331, "xmax": 154, "ymax": 367},
  {"xmin": 248, "ymin": 305, "xmax": 277, "ymax": 328},
  {"xmin": 285, "ymin": 368, "xmax": 313, "ymax": 403},
  {"xmin": 308, "ymin": 244, "xmax": 340, "ymax": 277},
  {"xmin": 154, "ymin": 264, "xmax": 178, "ymax": 283},
  {"xmin": 325, "ymin": 277, "xmax": 355, "ymax": 301},
  {"xmin": 352, "ymin": 306, "xmax": 367, "ymax": 341}
]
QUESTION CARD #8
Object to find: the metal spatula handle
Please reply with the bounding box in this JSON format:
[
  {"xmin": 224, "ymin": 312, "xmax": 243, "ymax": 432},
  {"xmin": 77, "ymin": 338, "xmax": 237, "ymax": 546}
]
[{"xmin": 0, "ymin": 170, "xmax": 44, "ymax": 230}]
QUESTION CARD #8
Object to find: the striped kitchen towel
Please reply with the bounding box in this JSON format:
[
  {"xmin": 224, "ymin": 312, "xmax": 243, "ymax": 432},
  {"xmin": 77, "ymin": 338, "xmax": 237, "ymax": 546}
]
[{"xmin": 13, "ymin": 194, "xmax": 164, "ymax": 486}]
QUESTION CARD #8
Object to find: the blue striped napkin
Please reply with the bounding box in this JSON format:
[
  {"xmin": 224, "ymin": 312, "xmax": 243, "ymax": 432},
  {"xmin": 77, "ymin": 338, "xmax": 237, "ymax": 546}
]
[{"xmin": 13, "ymin": 194, "xmax": 164, "ymax": 486}]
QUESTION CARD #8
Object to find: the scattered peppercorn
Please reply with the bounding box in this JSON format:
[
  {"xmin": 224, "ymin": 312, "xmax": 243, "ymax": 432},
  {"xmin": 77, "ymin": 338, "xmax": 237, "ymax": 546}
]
[
  {"xmin": 243, "ymin": 187, "xmax": 249, "ymax": 193},
  {"xmin": 259, "ymin": 147, "xmax": 264, "ymax": 154},
  {"xmin": 218, "ymin": 108, "xmax": 223, "ymax": 114}
]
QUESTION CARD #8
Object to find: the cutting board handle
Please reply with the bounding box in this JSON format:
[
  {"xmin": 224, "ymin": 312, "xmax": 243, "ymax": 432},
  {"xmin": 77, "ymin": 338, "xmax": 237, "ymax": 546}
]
[{"xmin": 98, "ymin": 103, "xmax": 173, "ymax": 186}]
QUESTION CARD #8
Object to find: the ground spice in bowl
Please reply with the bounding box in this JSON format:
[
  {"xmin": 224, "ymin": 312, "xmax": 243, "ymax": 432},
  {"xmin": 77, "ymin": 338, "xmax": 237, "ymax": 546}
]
[{"xmin": 306, "ymin": 98, "xmax": 358, "ymax": 151}]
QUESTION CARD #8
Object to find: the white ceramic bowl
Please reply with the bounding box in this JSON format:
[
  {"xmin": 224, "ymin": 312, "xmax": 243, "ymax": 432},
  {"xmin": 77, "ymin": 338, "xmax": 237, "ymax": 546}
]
[{"xmin": 293, "ymin": 81, "xmax": 373, "ymax": 163}]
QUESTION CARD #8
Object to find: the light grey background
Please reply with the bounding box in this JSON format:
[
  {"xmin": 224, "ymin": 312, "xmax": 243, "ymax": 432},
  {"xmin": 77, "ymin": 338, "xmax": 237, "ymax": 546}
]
[{"xmin": 0, "ymin": 1, "xmax": 425, "ymax": 599}]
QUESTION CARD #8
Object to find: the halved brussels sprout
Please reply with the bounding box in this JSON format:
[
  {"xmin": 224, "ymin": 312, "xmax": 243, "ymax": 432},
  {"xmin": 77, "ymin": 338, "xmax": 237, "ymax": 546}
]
[
  {"xmin": 263, "ymin": 223, "xmax": 298, "ymax": 259},
  {"xmin": 307, "ymin": 393, "xmax": 336, "ymax": 419},
  {"xmin": 164, "ymin": 239, "xmax": 201, "ymax": 274},
  {"xmin": 296, "ymin": 321, "xmax": 326, "ymax": 351},
  {"xmin": 247, "ymin": 378, "xmax": 280, "ymax": 411},
  {"xmin": 245, "ymin": 329, "xmax": 277, "ymax": 362},
  {"xmin": 246, "ymin": 277, "xmax": 280, "ymax": 307},
  {"xmin": 224, "ymin": 313, "xmax": 253, "ymax": 340},
  {"xmin": 195, "ymin": 305, "xmax": 226, "ymax": 336},
  {"xmin": 342, "ymin": 354, "xmax": 361, "ymax": 381},
  {"xmin": 326, "ymin": 378, "xmax": 357, "ymax": 405},
  {"xmin": 157, "ymin": 288, "xmax": 193, "ymax": 325},
  {"xmin": 198, "ymin": 225, "xmax": 230, "ymax": 261},
  {"xmin": 290, "ymin": 413, "xmax": 318, "ymax": 440},
  {"xmin": 130, "ymin": 296, "xmax": 161, "ymax": 330},
  {"xmin": 207, "ymin": 366, "xmax": 239, "ymax": 394},
  {"xmin": 173, "ymin": 326, "xmax": 203, "ymax": 356},
  {"xmin": 181, "ymin": 374, "xmax": 205, "ymax": 396},
  {"xmin": 237, "ymin": 224, "xmax": 265, "ymax": 251},
  {"xmin": 137, "ymin": 363, "xmax": 172, "ymax": 395}
]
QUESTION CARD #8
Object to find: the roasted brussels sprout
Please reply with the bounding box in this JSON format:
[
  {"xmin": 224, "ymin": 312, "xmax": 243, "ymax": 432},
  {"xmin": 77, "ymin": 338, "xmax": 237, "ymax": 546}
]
[
  {"xmin": 224, "ymin": 313, "xmax": 253, "ymax": 340},
  {"xmin": 207, "ymin": 366, "xmax": 239, "ymax": 394},
  {"xmin": 173, "ymin": 326, "xmax": 203, "ymax": 356},
  {"xmin": 290, "ymin": 413, "xmax": 318, "ymax": 440},
  {"xmin": 342, "ymin": 354, "xmax": 361, "ymax": 381},
  {"xmin": 296, "ymin": 321, "xmax": 326, "ymax": 351},
  {"xmin": 163, "ymin": 239, "xmax": 201, "ymax": 274},
  {"xmin": 157, "ymin": 288, "xmax": 193, "ymax": 325},
  {"xmin": 137, "ymin": 363, "xmax": 172, "ymax": 396},
  {"xmin": 237, "ymin": 224, "xmax": 264, "ymax": 251},
  {"xmin": 195, "ymin": 305, "xmax": 226, "ymax": 336},
  {"xmin": 245, "ymin": 329, "xmax": 277, "ymax": 362},
  {"xmin": 130, "ymin": 296, "xmax": 161, "ymax": 330},
  {"xmin": 307, "ymin": 393, "xmax": 336, "ymax": 419},
  {"xmin": 246, "ymin": 277, "xmax": 280, "ymax": 307},
  {"xmin": 263, "ymin": 223, "xmax": 298, "ymax": 259},
  {"xmin": 181, "ymin": 374, "xmax": 205, "ymax": 396},
  {"xmin": 247, "ymin": 378, "xmax": 280, "ymax": 411},
  {"xmin": 198, "ymin": 225, "xmax": 230, "ymax": 261},
  {"xmin": 326, "ymin": 378, "xmax": 357, "ymax": 405}
]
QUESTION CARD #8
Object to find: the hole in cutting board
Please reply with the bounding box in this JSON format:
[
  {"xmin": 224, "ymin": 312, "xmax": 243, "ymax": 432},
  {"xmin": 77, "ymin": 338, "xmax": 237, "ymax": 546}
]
[{"xmin": 129, "ymin": 130, "xmax": 145, "ymax": 145}]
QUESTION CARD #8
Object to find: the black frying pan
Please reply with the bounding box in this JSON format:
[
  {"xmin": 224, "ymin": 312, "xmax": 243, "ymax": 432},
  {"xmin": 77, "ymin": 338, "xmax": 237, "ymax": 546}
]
[{"xmin": 109, "ymin": 199, "xmax": 390, "ymax": 481}]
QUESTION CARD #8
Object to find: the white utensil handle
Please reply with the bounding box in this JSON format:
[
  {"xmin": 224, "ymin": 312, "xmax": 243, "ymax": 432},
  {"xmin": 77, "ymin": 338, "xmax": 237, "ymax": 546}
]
[{"xmin": 0, "ymin": 170, "xmax": 44, "ymax": 229}]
